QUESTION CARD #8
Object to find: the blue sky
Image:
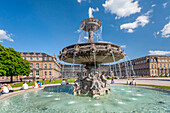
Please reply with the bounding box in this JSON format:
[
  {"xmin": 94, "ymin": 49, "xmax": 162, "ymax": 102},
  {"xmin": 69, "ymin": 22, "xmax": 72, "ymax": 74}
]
[{"xmin": 0, "ymin": 0, "xmax": 170, "ymax": 61}]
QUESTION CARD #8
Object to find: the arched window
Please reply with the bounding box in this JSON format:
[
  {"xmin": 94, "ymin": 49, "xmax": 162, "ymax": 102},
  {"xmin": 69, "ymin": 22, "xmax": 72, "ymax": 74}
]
[
  {"xmin": 36, "ymin": 63, "xmax": 39, "ymax": 69},
  {"xmin": 45, "ymin": 64, "xmax": 47, "ymax": 69},
  {"xmin": 30, "ymin": 57, "xmax": 33, "ymax": 60},
  {"xmin": 36, "ymin": 57, "xmax": 39, "ymax": 60},
  {"xmin": 30, "ymin": 63, "xmax": 33, "ymax": 69}
]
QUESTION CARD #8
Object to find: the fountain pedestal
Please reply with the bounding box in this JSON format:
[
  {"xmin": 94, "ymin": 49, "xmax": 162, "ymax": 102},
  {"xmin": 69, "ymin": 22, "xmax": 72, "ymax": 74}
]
[{"xmin": 73, "ymin": 65, "xmax": 110, "ymax": 98}]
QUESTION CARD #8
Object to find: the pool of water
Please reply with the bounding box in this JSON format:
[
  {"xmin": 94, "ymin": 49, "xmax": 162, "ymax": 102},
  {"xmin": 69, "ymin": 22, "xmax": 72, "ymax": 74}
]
[{"xmin": 0, "ymin": 86, "xmax": 170, "ymax": 113}]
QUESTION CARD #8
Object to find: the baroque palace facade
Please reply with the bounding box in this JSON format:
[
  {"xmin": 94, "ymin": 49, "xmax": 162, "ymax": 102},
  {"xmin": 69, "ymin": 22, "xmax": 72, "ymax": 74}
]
[
  {"xmin": 112, "ymin": 55, "xmax": 170, "ymax": 77},
  {"xmin": 20, "ymin": 52, "xmax": 61, "ymax": 79}
]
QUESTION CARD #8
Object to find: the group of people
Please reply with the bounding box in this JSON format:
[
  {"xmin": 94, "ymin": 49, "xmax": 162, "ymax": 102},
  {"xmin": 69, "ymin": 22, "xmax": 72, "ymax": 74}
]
[
  {"xmin": 127, "ymin": 79, "xmax": 136, "ymax": 85},
  {"xmin": 0, "ymin": 84, "xmax": 13, "ymax": 94},
  {"xmin": 0, "ymin": 80, "xmax": 42, "ymax": 95},
  {"xmin": 61, "ymin": 79, "xmax": 69, "ymax": 85}
]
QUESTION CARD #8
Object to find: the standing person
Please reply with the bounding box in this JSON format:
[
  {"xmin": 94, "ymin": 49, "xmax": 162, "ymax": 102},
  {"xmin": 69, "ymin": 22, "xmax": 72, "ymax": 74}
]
[
  {"xmin": 111, "ymin": 78, "xmax": 114, "ymax": 84},
  {"xmin": 42, "ymin": 78, "xmax": 45, "ymax": 85},
  {"xmin": 20, "ymin": 77, "xmax": 23, "ymax": 82},
  {"xmin": 61, "ymin": 79, "xmax": 66, "ymax": 85}
]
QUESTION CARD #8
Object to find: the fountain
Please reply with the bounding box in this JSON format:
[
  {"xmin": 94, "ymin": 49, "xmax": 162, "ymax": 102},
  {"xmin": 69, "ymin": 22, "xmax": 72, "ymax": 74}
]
[{"xmin": 58, "ymin": 17, "xmax": 125, "ymax": 98}]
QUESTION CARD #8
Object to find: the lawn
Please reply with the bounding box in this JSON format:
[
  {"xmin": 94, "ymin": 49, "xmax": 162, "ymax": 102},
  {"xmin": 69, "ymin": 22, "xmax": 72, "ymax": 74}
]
[{"xmin": 10, "ymin": 79, "xmax": 76, "ymax": 88}]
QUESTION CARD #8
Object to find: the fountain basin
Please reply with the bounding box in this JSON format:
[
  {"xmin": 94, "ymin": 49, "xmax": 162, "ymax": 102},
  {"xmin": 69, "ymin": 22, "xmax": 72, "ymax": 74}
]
[
  {"xmin": 0, "ymin": 86, "xmax": 169, "ymax": 113},
  {"xmin": 58, "ymin": 42, "xmax": 125, "ymax": 64}
]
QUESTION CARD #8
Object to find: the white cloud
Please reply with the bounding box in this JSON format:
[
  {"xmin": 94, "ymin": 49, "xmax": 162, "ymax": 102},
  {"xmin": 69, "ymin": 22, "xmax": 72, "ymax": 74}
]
[
  {"xmin": 149, "ymin": 50, "xmax": 170, "ymax": 55},
  {"xmin": 120, "ymin": 10, "xmax": 152, "ymax": 33},
  {"xmin": 0, "ymin": 30, "xmax": 13, "ymax": 42},
  {"xmin": 88, "ymin": 7, "xmax": 99, "ymax": 18},
  {"xmin": 120, "ymin": 45, "xmax": 126, "ymax": 48},
  {"xmin": 127, "ymin": 29, "xmax": 134, "ymax": 33},
  {"xmin": 161, "ymin": 22, "xmax": 170, "ymax": 38},
  {"xmin": 163, "ymin": 2, "xmax": 168, "ymax": 8},
  {"xmin": 102, "ymin": 0, "xmax": 141, "ymax": 18},
  {"xmin": 77, "ymin": 0, "xmax": 82, "ymax": 3},
  {"xmin": 151, "ymin": 4, "xmax": 156, "ymax": 7}
]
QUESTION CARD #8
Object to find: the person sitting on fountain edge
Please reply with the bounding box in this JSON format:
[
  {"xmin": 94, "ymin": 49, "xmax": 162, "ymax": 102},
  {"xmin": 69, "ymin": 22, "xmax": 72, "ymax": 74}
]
[
  {"xmin": 132, "ymin": 79, "xmax": 136, "ymax": 86},
  {"xmin": 66, "ymin": 79, "xmax": 69, "ymax": 85},
  {"xmin": 127, "ymin": 79, "xmax": 131, "ymax": 85},
  {"xmin": 61, "ymin": 79, "xmax": 66, "ymax": 85}
]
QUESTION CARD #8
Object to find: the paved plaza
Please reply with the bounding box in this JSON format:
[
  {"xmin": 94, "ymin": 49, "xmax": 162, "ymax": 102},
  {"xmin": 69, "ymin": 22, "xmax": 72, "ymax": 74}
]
[{"xmin": 114, "ymin": 77, "xmax": 170, "ymax": 86}]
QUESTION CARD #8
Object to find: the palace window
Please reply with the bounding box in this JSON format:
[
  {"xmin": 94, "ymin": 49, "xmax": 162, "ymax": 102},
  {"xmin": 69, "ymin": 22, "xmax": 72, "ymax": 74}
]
[
  {"xmin": 155, "ymin": 64, "xmax": 156, "ymax": 68},
  {"xmin": 36, "ymin": 71, "xmax": 39, "ymax": 75},
  {"xmin": 30, "ymin": 71, "xmax": 33, "ymax": 77},
  {"xmin": 49, "ymin": 71, "xmax": 51, "ymax": 75},
  {"xmin": 45, "ymin": 71, "xmax": 47, "ymax": 76},
  {"xmin": 152, "ymin": 64, "xmax": 153, "ymax": 69},
  {"xmin": 30, "ymin": 63, "xmax": 33, "ymax": 69},
  {"xmin": 160, "ymin": 64, "xmax": 162, "ymax": 68},
  {"xmin": 36, "ymin": 57, "xmax": 39, "ymax": 60},
  {"xmin": 24, "ymin": 57, "xmax": 26, "ymax": 60},
  {"xmin": 160, "ymin": 59, "xmax": 161, "ymax": 62},
  {"xmin": 49, "ymin": 64, "xmax": 51, "ymax": 69},
  {"xmin": 44, "ymin": 57, "xmax": 47, "ymax": 61},
  {"xmin": 36, "ymin": 63, "xmax": 39, "ymax": 69},
  {"xmin": 30, "ymin": 57, "xmax": 33, "ymax": 60},
  {"xmin": 45, "ymin": 64, "xmax": 47, "ymax": 69},
  {"xmin": 167, "ymin": 64, "xmax": 169, "ymax": 68},
  {"xmin": 164, "ymin": 64, "xmax": 166, "ymax": 68},
  {"xmin": 49, "ymin": 57, "xmax": 52, "ymax": 61}
]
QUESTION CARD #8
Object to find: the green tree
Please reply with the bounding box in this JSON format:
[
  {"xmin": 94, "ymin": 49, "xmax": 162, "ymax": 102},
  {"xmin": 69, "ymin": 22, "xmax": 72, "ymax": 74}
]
[{"xmin": 0, "ymin": 44, "xmax": 30, "ymax": 82}]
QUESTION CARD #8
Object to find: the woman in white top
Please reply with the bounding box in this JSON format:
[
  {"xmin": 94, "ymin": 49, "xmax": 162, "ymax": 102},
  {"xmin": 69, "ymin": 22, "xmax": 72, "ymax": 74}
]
[
  {"xmin": 33, "ymin": 81, "xmax": 38, "ymax": 88},
  {"xmin": 21, "ymin": 81, "xmax": 28, "ymax": 90},
  {"xmin": 0, "ymin": 85, "xmax": 9, "ymax": 94}
]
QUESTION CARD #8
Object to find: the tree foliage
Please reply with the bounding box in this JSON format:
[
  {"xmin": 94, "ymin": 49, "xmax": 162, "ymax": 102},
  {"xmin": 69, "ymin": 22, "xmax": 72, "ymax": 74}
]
[{"xmin": 0, "ymin": 44, "xmax": 30, "ymax": 82}]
